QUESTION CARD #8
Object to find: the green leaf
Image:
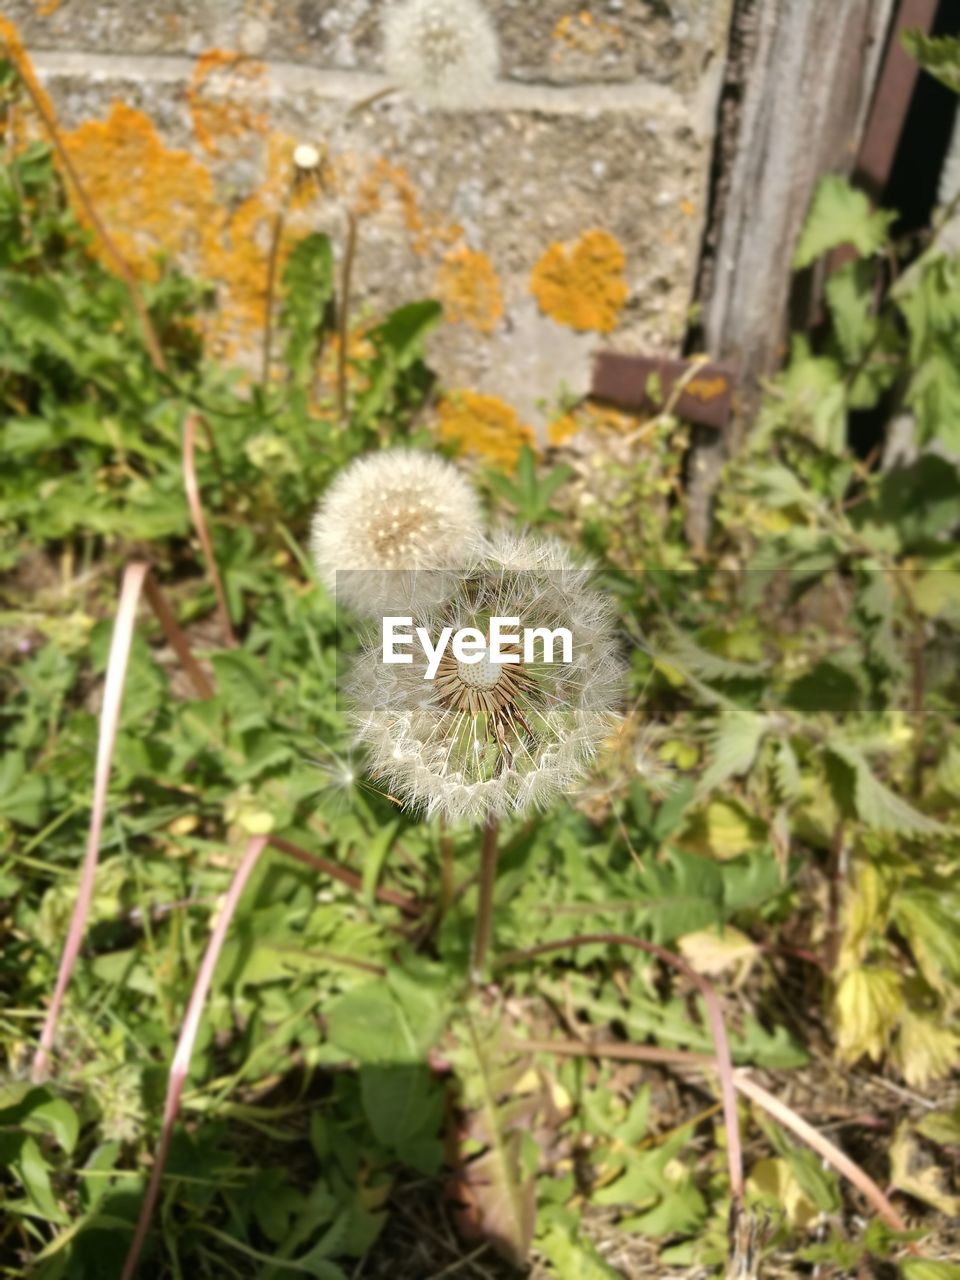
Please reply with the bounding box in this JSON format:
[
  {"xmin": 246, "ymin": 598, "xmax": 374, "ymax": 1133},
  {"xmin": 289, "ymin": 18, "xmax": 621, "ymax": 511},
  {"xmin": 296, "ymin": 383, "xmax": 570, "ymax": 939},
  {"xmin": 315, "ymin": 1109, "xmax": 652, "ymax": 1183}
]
[
  {"xmin": 826, "ymin": 743, "xmax": 946, "ymax": 837},
  {"xmin": 696, "ymin": 711, "xmax": 769, "ymax": 797},
  {"xmin": 281, "ymin": 233, "xmax": 334, "ymax": 386},
  {"xmin": 793, "ymin": 176, "xmax": 894, "ymax": 269},
  {"xmin": 359, "ymin": 1065, "xmax": 443, "ymax": 1167},
  {"xmin": 902, "ymin": 30, "xmax": 960, "ymax": 92},
  {"xmin": 825, "ymin": 259, "xmax": 875, "ymax": 361},
  {"xmin": 370, "ymin": 300, "xmax": 442, "ymax": 370},
  {"xmin": 901, "ymin": 1264, "xmax": 960, "ymax": 1280},
  {"xmin": 360, "ymin": 819, "xmax": 399, "ymax": 908}
]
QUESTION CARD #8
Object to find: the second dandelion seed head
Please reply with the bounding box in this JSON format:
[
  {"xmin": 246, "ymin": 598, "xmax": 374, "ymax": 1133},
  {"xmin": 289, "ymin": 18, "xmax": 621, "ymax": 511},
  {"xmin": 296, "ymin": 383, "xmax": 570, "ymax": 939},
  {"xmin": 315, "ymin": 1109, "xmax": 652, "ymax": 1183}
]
[{"xmin": 381, "ymin": 0, "xmax": 500, "ymax": 110}]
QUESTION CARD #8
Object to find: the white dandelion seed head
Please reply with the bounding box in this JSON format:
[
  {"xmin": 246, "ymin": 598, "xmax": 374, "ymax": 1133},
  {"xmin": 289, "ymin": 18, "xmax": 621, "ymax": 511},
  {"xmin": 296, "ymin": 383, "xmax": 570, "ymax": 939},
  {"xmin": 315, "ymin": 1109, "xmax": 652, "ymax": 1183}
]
[
  {"xmin": 382, "ymin": 0, "xmax": 500, "ymax": 111},
  {"xmin": 311, "ymin": 448, "xmax": 486, "ymax": 617},
  {"xmin": 348, "ymin": 530, "xmax": 625, "ymax": 824},
  {"xmin": 293, "ymin": 143, "xmax": 322, "ymax": 172}
]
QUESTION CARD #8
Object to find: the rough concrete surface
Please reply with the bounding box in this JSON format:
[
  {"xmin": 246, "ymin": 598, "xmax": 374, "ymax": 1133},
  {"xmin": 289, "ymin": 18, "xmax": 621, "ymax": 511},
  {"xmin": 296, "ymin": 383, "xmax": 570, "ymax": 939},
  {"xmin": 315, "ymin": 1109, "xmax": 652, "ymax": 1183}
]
[{"xmin": 6, "ymin": 1, "xmax": 733, "ymax": 440}]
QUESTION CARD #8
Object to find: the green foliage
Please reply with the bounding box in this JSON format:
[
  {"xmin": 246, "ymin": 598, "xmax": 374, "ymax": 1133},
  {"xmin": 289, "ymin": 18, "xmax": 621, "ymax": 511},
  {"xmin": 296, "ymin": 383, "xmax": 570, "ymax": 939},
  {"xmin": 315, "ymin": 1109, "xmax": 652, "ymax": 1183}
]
[
  {"xmin": 2, "ymin": 62, "xmax": 960, "ymax": 1280},
  {"xmin": 902, "ymin": 29, "xmax": 960, "ymax": 92}
]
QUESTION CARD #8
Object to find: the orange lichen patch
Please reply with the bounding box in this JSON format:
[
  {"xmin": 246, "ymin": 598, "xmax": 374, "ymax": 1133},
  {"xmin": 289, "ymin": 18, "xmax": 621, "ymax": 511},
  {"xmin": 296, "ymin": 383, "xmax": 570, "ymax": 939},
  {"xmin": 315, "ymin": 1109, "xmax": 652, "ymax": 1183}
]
[
  {"xmin": 436, "ymin": 391, "xmax": 536, "ymax": 471},
  {"xmin": 436, "ymin": 247, "xmax": 504, "ymax": 333},
  {"xmin": 187, "ymin": 50, "xmax": 269, "ymax": 156},
  {"xmin": 354, "ymin": 157, "xmax": 461, "ymax": 256},
  {"xmin": 553, "ymin": 11, "xmax": 625, "ymax": 53},
  {"xmin": 547, "ymin": 413, "xmax": 579, "ymax": 447},
  {"xmin": 679, "ymin": 197, "xmax": 697, "ymax": 218},
  {"xmin": 60, "ymin": 101, "xmax": 225, "ymax": 281},
  {"xmin": 530, "ymin": 229, "xmax": 628, "ymax": 333},
  {"xmin": 33, "ymin": 0, "xmax": 63, "ymax": 17},
  {"xmin": 0, "ymin": 16, "xmax": 57, "ymax": 143}
]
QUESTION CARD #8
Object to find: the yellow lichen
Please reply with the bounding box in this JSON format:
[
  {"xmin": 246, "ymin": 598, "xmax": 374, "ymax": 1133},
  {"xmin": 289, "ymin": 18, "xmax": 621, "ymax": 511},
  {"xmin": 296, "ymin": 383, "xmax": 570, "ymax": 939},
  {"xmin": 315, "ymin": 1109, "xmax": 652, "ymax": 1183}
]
[
  {"xmin": 32, "ymin": 0, "xmax": 63, "ymax": 17},
  {"xmin": 187, "ymin": 50, "xmax": 268, "ymax": 156},
  {"xmin": 354, "ymin": 157, "xmax": 461, "ymax": 256},
  {"xmin": 436, "ymin": 247, "xmax": 504, "ymax": 333},
  {"xmin": 61, "ymin": 102, "xmax": 225, "ymax": 282},
  {"xmin": 547, "ymin": 413, "xmax": 579, "ymax": 447},
  {"xmin": 530, "ymin": 229, "xmax": 628, "ymax": 333},
  {"xmin": 553, "ymin": 11, "xmax": 625, "ymax": 54},
  {"xmin": 436, "ymin": 391, "xmax": 535, "ymax": 471}
]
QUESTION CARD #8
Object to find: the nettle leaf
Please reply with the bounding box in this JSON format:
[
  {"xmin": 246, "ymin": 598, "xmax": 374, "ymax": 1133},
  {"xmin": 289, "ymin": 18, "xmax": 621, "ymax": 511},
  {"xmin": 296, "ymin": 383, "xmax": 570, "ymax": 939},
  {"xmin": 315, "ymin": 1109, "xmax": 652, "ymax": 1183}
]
[
  {"xmin": 773, "ymin": 739, "xmax": 804, "ymax": 803},
  {"xmin": 904, "ymin": 345, "xmax": 960, "ymax": 452},
  {"xmin": 793, "ymin": 176, "xmax": 894, "ymax": 269},
  {"xmin": 696, "ymin": 711, "xmax": 769, "ymax": 798},
  {"xmin": 892, "ymin": 890, "xmax": 960, "ymax": 994},
  {"xmin": 826, "ymin": 743, "xmax": 946, "ymax": 837},
  {"xmin": 902, "ymin": 29, "xmax": 960, "ymax": 93},
  {"xmin": 662, "ymin": 628, "xmax": 770, "ymax": 682},
  {"xmin": 825, "ymin": 259, "xmax": 875, "ymax": 362},
  {"xmin": 636, "ymin": 849, "xmax": 724, "ymax": 942}
]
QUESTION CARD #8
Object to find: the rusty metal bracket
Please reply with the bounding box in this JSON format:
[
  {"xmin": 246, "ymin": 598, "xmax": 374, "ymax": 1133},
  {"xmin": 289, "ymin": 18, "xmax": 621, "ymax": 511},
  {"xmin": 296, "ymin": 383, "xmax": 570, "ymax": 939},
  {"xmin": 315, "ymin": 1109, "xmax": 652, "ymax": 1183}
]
[{"xmin": 591, "ymin": 351, "xmax": 736, "ymax": 429}]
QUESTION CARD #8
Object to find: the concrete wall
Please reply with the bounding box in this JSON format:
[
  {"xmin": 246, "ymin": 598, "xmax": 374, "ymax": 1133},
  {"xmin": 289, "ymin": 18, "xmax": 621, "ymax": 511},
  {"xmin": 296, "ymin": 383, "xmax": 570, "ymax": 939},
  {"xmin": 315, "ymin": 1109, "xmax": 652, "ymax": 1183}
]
[{"xmin": 5, "ymin": 1, "xmax": 732, "ymax": 456}]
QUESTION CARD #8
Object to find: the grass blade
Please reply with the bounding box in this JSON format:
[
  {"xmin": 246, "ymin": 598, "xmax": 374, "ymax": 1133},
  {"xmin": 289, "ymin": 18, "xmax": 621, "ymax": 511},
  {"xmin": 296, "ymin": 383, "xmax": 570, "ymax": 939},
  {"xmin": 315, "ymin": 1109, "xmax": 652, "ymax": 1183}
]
[{"xmin": 32, "ymin": 562, "xmax": 149, "ymax": 1083}]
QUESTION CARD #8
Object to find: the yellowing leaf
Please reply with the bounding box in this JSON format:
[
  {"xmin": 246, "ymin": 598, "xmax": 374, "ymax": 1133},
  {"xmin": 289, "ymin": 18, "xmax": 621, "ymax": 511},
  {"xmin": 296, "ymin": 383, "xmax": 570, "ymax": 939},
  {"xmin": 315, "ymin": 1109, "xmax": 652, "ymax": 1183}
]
[
  {"xmin": 746, "ymin": 1157, "xmax": 818, "ymax": 1229},
  {"xmin": 239, "ymin": 809, "xmax": 275, "ymax": 835},
  {"xmin": 654, "ymin": 659, "xmax": 686, "ymax": 689},
  {"xmin": 891, "ymin": 1011, "xmax": 960, "ymax": 1089},
  {"xmin": 837, "ymin": 861, "xmax": 887, "ymax": 972},
  {"xmin": 696, "ymin": 800, "xmax": 767, "ymax": 861},
  {"xmin": 913, "ymin": 570, "xmax": 960, "ymax": 620},
  {"xmin": 833, "ymin": 968, "xmax": 903, "ymax": 1064},
  {"xmin": 890, "ymin": 1123, "xmax": 960, "ymax": 1217},
  {"xmin": 678, "ymin": 927, "xmax": 758, "ymax": 984}
]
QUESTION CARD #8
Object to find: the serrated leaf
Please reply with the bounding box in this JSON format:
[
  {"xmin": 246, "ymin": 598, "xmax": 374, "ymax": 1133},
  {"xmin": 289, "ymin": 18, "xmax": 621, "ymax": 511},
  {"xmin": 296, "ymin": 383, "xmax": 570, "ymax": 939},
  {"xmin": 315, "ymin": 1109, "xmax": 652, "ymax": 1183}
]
[
  {"xmin": 891, "ymin": 1011, "xmax": 960, "ymax": 1089},
  {"xmin": 696, "ymin": 710, "xmax": 769, "ymax": 797},
  {"xmin": 793, "ymin": 176, "xmax": 894, "ymax": 269},
  {"xmin": 833, "ymin": 967, "xmax": 903, "ymax": 1064},
  {"xmin": 827, "ymin": 743, "xmax": 946, "ymax": 837},
  {"xmin": 902, "ymin": 30, "xmax": 960, "ymax": 92}
]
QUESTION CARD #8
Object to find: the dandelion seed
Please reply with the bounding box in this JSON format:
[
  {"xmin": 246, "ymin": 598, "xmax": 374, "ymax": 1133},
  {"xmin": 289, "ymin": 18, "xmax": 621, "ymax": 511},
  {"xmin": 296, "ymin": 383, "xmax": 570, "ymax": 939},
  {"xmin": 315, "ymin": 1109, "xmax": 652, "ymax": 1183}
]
[
  {"xmin": 348, "ymin": 532, "xmax": 624, "ymax": 823},
  {"xmin": 382, "ymin": 0, "xmax": 500, "ymax": 110},
  {"xmin": 310, "ymin": 448, "xmax": 485, "ymax": 617}
]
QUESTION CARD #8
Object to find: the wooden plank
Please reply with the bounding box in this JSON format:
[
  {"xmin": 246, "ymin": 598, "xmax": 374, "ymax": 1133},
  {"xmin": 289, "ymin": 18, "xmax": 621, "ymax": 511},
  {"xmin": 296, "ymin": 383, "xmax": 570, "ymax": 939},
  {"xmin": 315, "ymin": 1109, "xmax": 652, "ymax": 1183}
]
[{"xmin": 683, "ymin": 0, "xmax": 898, "ymax": 549}]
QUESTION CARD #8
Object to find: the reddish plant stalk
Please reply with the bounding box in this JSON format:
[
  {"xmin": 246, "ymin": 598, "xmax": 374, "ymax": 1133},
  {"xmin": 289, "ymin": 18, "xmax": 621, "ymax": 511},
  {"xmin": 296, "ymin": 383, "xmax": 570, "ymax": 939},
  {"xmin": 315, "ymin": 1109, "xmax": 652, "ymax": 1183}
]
[
  {"xmin": 182, "ymin": 413, "xmax": 237, "ymax": 649},
  {"xmin": 142, "ymin": 572, "xmax": 215, "ymax": 700},
  {"xmin": 495, "ymin": 932, "xmax": 745, "ymax": 1205},
  {"xmin": 513, "ymin": 1036, "xmax": 910, "ymax": 1238},
  {"xmin": 120, "ymin": 835, "xmax": 269, "ymax": 1280}
]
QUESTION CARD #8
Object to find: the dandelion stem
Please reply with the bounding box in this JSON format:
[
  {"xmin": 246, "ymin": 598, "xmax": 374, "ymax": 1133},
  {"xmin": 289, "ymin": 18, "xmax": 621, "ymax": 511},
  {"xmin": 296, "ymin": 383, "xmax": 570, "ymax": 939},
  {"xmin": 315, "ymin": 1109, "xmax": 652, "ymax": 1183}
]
[
  {"xmin": 261, "ymin": 182, "xmax": 294, "ymax": 389},
  {"xmin": 337, "ymin": 210, "xmax": 359, "ymax": 423},
  {"xmin": 470, "ymin": 818, "xmax": 500, "ymax": 981},
  {"xmin": 439, "ymin": 817, "xmax": 455, "ymax": 917}
]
